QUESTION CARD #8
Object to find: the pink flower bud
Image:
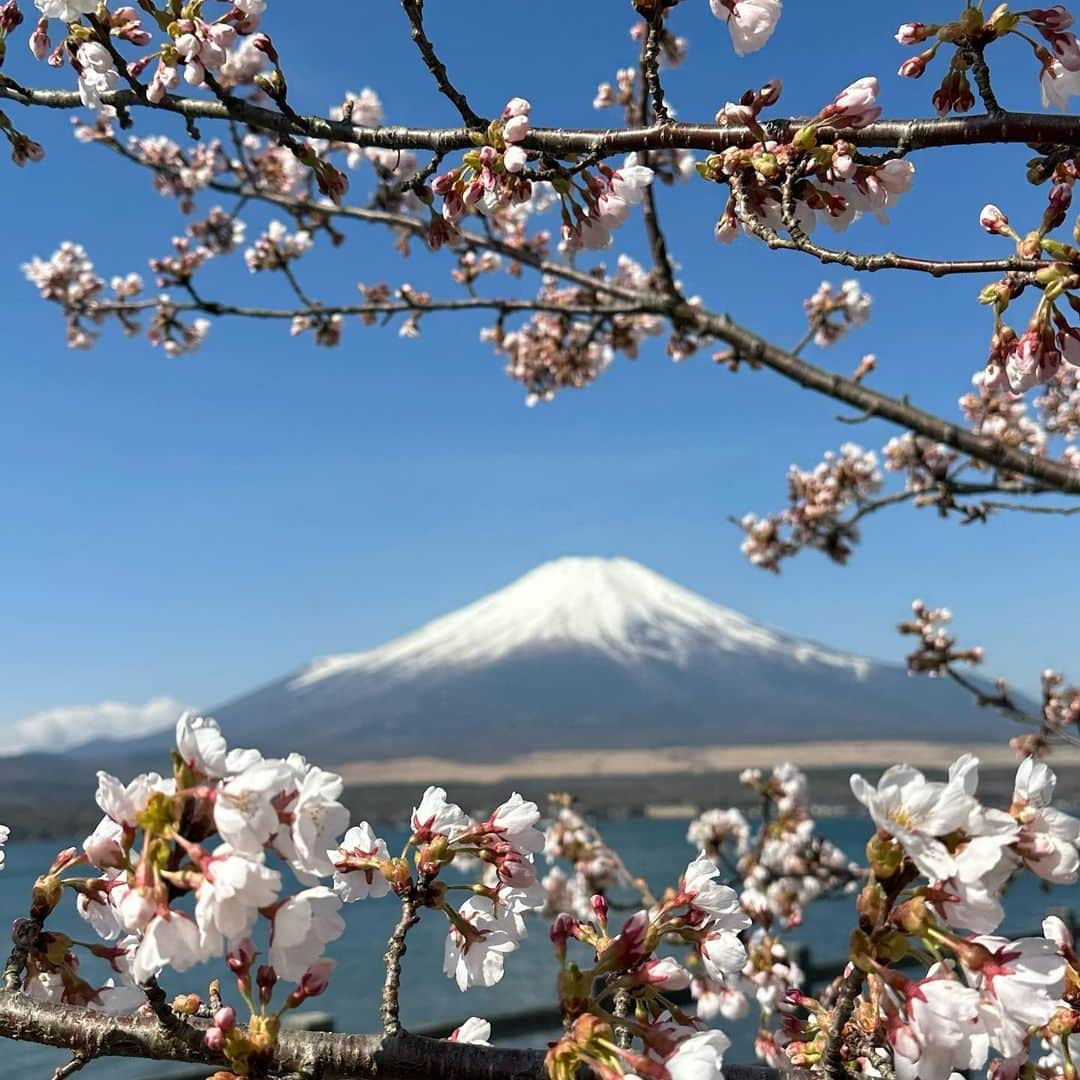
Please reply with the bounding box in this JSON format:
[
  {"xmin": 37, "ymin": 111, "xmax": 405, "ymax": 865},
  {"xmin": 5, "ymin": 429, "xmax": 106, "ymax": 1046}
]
[
  {"xmin": 256, "ymin": 964, "xmax": 277, "ymax": 1006},
  {"xmin": 550, "ymin": 912, "xmax": 577, "ymax": 948},
  {"xmin": 898, "ymin": 55, "xmax": 927, "ymax": 79},
  {"xmin": 227, "ymin": 938, "xmax": 256, "ymax": 975},
  {"xmin": 296, "ymin": 958, "xmax": 334, "ymax": 999},
  {"xmin": 213, "ymin": 1006, "xmax": 236, "ymax": 1033},
  {"xmin": 503, "ymin": 115, "xmax": 530, "ymax": 143},
  {"xmin": 502, "ymin": 96, "xmax": 531, "ymax": 119},
  {"xmin": 503, "ymin": 145, "xmax": 528, "ymax": 173},
  {"xmin": 29, "ymin": 18, "xmax": 49, "ymax": 61},
  {"xmin": 590, "ymin": 893, "xmax": 608, "ymax": 922},
  {"xmin": 204, "ymin": 1026, "xmax": 225, "ymax": 1051},
  {"xmin": 251, "ymin": 33, "xmax": 277, "ymax": 62},
  {"xmin": 895, "ymin": 21, "xmax": 930, "ymax": 45},
  {"xmin": 979, "ymin": 203, "xmax": 1010, "ymax": 235}
]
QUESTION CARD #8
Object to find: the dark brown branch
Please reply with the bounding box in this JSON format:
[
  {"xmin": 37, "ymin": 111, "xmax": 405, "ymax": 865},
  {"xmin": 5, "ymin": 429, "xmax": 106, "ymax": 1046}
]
[
  {"xmin": 0, "ymin": 989, "xmax": 543, "ymax": 1080},
  {"xmin": 965, "ymin": 46, "xmax": 1004, "ymax": 117},
  {"xmin": 642, "ymin": 15, "xmax": 672, "ymax": 125},
  {"xmin": 10, "ymin": 78, "xmax": 1080, "ymax": 157},
  {"xmin": 823, "ymin": 967, "xmax": 862, "ymax": 1080},
  {"xmin": 694, "ymin": 306, "xmax": 1080, "ymax": 494},
  {"xmin": 50, "ymin": 1052, "xmax": 90, "ymax": 1080},
  {"xmin": 637, "ymin": 29, "xmax": 680, "ymax": 300},
  {"xmin": 380, "ymin": 893, "xmax": 420, "ymax": 1036},
  {"xmin": 89, "ymin": 297, "xmax": 646, "ymax": 320},
  {"xmin": 87, "ymin": 130, "xmax": 1080, "ymax": 497},
  {"xmin": 754, "ymin": 169, "xmax": 1046, "ymax": 278},
  {"xmin": 400, "ymin": 0, "xmax": 483, "ymax": 128},
  {"xmin": 0, "ymin": 987, "xmax": 808, "ymax": 1080}
]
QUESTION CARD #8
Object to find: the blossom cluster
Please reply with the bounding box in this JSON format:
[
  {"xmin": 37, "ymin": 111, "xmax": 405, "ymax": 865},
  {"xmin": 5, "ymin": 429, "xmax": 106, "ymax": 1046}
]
[
  {"xmin": 833, "ymin": 753, "xmax": 1079, "ymax": 1080},
  {"xmin": 544, "ymin": 855, "xmax": 750, "ymax": 1080},
  {"xmin": 895, "ymin": 5, "xmax": 1080, "ymax": 111},
  {"xmin": 14, "ymin": 713, "xmax": 552, "ymax": 1076},
  {"xmin": 484, "ymin": 257, "xmax": 666, "ymax": 405},
  {"xmin": 705, "ymin": 78, "xmax": 914, "ymax": 245},
  {"xmin": 900, "ymin": 598, "xmax": 1080, "ymax": 756},
  {"xmin": 738, "ymin": 442, "xmax": 883, "ymax": 572}
]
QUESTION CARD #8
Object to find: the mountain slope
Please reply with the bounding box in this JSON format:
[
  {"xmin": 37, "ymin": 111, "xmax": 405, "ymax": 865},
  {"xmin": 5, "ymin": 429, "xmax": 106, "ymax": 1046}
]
[{"xmin": 205, "ymin": 557, "xmax": 1014, "ymax": 761}]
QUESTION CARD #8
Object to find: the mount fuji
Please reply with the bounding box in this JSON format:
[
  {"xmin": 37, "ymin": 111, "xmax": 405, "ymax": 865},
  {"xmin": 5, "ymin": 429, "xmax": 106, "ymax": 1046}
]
[{"xmin": 195, "ymin": 556, "xmax": 1011, "ymax": 762}]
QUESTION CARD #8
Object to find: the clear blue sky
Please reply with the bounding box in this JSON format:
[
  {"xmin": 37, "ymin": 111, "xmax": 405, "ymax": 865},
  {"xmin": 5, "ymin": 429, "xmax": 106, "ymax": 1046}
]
[{"xmin": 0, "ymin": 1, "xmax": 1073, "ymax": 741}]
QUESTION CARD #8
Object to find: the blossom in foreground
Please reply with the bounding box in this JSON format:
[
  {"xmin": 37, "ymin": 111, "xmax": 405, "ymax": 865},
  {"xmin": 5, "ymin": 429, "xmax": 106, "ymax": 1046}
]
[
  {"xmin": 665, "ymin": 1028, "xmax": 730, "ymax": 1080},
  {"xmin": 329, "ymin": 822, "xmax": 391, "ymax": 901},
  {"xmin": 1009, "ymin": 757, "xmax": 1080, "ymax": 884},
  {"xmin": 443, "ymin": 896, "xmax": 520, "ymax": 990},
  {"xmin": 890, "ymin": 976, "xmax": 988, "ymax": 1080},
  {"xmin": 34, "ymin": 0, "xmax": 96, "ymax": 22},
  {"xmin": 709, "ymin": 0, "xmax": 782, "ymax": 56},
  {"xmin": 269, "ymin": 886, "xmax": 346, "ymax": 981},
  {"xmin": 850, "ymin": 760, "xmax": 977, "ymax": 879},
  {"xmin": 412, "ymin": 785, "xmax": 470, "ymax": 841},
  {"xmin": 449, "ymin": 1016, "xmax": 491, "ymax": 1045},
  {"xmin": 964, "ymin": 933, "xmax": 1066, "ymax": 1056}
]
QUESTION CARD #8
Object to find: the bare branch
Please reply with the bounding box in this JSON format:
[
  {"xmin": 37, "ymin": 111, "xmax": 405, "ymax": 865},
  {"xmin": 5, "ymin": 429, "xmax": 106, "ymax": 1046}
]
[
  {"xmin": 381, "ymin": 892, "xmax": 421, "ymax": 1037},
  {"xmin": 400, "ymin": 0, "xmax": 483, "ymax": 128}
]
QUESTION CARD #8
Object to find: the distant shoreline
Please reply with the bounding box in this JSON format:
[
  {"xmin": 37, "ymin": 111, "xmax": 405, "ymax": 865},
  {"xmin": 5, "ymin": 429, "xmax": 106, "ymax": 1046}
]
[
  {"xmin": 3, "ymin": 741, "xmax": 1075, "ymax": 841},
  {"xmin": 334, "ymin": 739, "xmax": 1080, "ymax": 786}
]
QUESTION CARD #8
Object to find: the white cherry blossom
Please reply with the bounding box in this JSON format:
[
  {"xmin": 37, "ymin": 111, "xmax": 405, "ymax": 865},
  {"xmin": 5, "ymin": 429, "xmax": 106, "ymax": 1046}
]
[
  {"xmin": 449, "ymin": 1016, "xmax": 491, "ymax": 1045},
  {"xmin": 850, "ymin": 761, "xmax": 978, "ymax": 880},
  {"xmin": 176, "ymin": 713, "xmax": 228, "ymax": 778},
  {"xmin": 443, "ymin": 896, "xmax": 520, "ymax": 991},
  {"xmin": 411, "ymin": 786, "xmax": 470, "ymax": 841},
  {"xmin": 665, "ymin": 1028, "xmax": 731, "ymax": 1080},
  {"xmin": 34, "ymin": 0, "xmax": 96, "ymax": 21},
  {"xmin": 709, "ymin": 0, "xmax": 781, "ymax": 56},
  {"xmin": 269, "ymin": 886, "xmax": 345, "ymax": 981},
  {"xmin": 195, "ymin": 846, "xmax": 281, "ymax": 945},
  {"xmin": 1010, "ymin": 757, "xmax": 1080, "ymax": 884},
  {"xmin": 131, "ymin": 910, "xmax": 210, "ymax": 985},
  {"xmin": 213, "ymin": 757, "xmax": 292, "ymax": 854},
  {"xmin": 330, "ymin": 822, "xmax": 391, "ymax": 902}
]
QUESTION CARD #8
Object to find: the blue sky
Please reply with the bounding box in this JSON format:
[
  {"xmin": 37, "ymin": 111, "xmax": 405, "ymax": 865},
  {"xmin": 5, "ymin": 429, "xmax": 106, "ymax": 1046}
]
[{"xmin": 0, "ymin": 1, "xmax": 1074, "ymax": 747}]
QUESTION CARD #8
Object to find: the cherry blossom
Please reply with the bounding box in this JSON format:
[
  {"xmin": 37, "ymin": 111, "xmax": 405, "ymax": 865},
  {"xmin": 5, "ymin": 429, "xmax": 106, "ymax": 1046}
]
[
  {"xmin": 443, "ymin": 896, "xmax": 521, "ymax": 991},
  {"xmin": 176, "ymin": 712, "xmax": 228, "ymax": 778},
  {"xmin": 709, "ymin": 0, "xmax": 782, "ymax": 56},
  {"xmin": 329, "ymin": 822, "xmax": 391, "ymax": 902},
  {"xmin": 1009, "ymin": 757, "xmax": 1080, "ymax": 884},
  {"xmin": 269, "ymin": 886, "xmax": 346, "ymax": 981},
  {"xmin": 33, "ymin": 0, "xmax": 95, "ymax": 22},
  {"xmin": 850, "ymin": 760, "xmax": 979, "ymax": 880},
  {"xmin": 890, "ymin": 976, "xmax": 989, "ymax": 1080},
  {"xmin": 411, "ymin": 785, "xmax": 470, "ymax": 842},
  {"xmin": 194, "ymin": 846, "xmax": 281, "ymax": 945},
  {"xmin": 449, "ymin": 1017, "xmax": 492, "ymax": 1045}
]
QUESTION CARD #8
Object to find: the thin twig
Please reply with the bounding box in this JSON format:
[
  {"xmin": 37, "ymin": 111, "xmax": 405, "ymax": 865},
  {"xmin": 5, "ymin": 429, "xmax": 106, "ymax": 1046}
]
[
  {"xmin": 400, "ymin": 0, "xmax": 482, "ymax": 127},
  {"xmin": 381, "ymin": 893, "xmax": 421, "ymax": 1036},
  {"xmin": 51, "ymin": 1052, "xmax": 90, "ymax": 1080}
]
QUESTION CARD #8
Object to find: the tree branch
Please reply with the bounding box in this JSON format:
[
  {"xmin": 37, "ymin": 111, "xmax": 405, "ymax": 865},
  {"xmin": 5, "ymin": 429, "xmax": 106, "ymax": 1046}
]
[
  {"xmin": 9, "ymin": 78, "xmax": 1080, "ymax": 157},
  {"xmin": 381, "ymin": 893, "xmax": 420, "ymax": 1037},
  {"xmin": 694, "ymin": 306, "xmax": 1080, "ymax": 495},
  {"xmin": 400, "ymin": 0, "xmax": 483, "ymax": 128}
]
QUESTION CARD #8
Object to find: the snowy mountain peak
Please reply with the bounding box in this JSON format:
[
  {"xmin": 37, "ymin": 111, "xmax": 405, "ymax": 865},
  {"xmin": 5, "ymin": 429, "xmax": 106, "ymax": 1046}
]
[{"xmin": 290, "ymin": 556, "xmax": 872, "ymax": 689}]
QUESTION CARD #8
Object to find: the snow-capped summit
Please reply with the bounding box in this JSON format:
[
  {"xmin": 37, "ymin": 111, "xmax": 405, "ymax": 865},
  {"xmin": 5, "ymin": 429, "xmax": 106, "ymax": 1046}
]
[
  {"xmin": 203, "ymin": 556, "xmax": 1008, "ymax": 763},
  {"xmin": 293, "ymin": 556, "xmax": 870, "ymax": 687}
]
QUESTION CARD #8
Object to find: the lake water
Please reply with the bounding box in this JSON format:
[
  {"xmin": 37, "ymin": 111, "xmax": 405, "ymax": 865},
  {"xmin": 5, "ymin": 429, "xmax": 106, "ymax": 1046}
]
[{"xmin": 0, "ymin": 818, "xmax": 1068, "ymax": 1079}]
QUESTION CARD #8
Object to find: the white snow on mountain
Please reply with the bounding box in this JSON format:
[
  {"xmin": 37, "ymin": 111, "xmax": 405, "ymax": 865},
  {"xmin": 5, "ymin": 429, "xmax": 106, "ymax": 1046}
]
[{"xmin": 292, "ymin": 556, "xmax": 872, "ymax": 688}]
